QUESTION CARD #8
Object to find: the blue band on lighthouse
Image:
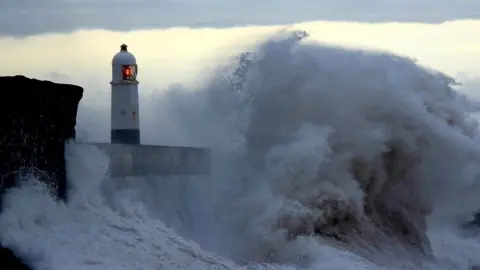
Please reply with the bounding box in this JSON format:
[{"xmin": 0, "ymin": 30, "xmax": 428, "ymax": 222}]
[{"xmin": 111, "ymin": 129, "xmax": 140, "ymax": 144}]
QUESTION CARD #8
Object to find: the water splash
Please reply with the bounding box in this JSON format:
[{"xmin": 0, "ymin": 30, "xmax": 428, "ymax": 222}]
[{"xmin": 1, "ymin": 29, "xmax": 480, "ymax": 269}]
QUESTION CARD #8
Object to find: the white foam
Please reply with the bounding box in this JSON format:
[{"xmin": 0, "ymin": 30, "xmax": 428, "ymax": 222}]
[{"xmin": 1, "ymin": 29, "xmax": 480, "ymax": 269}]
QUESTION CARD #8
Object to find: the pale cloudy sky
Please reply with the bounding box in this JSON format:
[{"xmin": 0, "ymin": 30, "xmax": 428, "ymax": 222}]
[
  {"xmin": 2, "ymin": 20, "xmax": 479, "ymax": 81},
  {"xmin": 1, "ymin": 0, "xmax": 480, "ymax": 36},
  {"xmin": 1, "ymin": 19, "xmax": 479, "ymax": 142},
  {"xmin": 2, "ymin": 20, "xmax": 479, "ymax": 84},
  {"xmin": 1, "ymin": 19, "xmax": 479, "ymax": 104}
]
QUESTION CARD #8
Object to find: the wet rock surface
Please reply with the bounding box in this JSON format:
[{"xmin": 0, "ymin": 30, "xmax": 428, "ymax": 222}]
[{"xmin": 0, "ymin": 75, "xmax": 83, "ymax": 270}]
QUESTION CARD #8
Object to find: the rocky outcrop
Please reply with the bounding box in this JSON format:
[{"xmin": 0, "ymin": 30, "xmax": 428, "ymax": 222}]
[
  {"xmin": 0, "ymin": 75, "xmax": 83, "ymax": 201},
  {"xmin": 0, "ymin": 75, "xmax": 83, "ymax": 269},
  {"xmin": 0, "ymin": 247, "xmax": 33, "ymax": 270}
]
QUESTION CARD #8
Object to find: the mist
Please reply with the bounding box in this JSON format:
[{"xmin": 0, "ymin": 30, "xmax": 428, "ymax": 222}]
[
  {"xmin": 0, "ymin": 19, "xmax": 479, "ymax": 144},
  {"xmin": 2, "ymin": 19, "xmax": 480, "ymax": 269}
]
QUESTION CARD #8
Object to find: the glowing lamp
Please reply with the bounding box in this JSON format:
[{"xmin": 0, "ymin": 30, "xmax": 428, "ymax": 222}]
[{"xmin": 122, "ymin": 65, "xmax": 137, "ymax": 81}]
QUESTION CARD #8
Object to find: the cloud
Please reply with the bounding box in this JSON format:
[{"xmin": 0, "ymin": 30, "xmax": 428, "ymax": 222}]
[
  {"xmin": 1, "ymin": 19, "xmax": 479, "ymax": 84},
  {"xmin": 1, "ymin": 0, "xmax": 480, "ymax": 36},
  {"xmin": 0, "ymin": 19, "xmax": 479, "ymax": 143},
  {"xmin": 0, "ymin": 19, "xmax": 479, "ymax": 109}
]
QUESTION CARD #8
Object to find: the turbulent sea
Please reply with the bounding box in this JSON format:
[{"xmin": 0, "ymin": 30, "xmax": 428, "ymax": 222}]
[{"xmin": 2, "ymin": 30, "xmax": 480, "ymax": 270}]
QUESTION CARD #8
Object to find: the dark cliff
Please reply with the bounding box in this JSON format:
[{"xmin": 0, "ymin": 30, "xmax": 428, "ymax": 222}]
[{"xmin": 0, "ymin": 75, "xmax": 83, "ymax": 269}]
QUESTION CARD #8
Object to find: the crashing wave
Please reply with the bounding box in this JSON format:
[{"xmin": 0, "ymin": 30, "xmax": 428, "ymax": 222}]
[
  {"xmin": 2, "ymin": 28, "xmax": 480, "ymax": 270},
  {"xmin": 169, "ymin": 29, "xmax": 480, "ymax": 267}
]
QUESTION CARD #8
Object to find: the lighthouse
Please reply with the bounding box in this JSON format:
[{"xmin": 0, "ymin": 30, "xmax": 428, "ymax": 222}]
[
  {"xmin": 110, "ymin": 44, "xmax": 140, "ymax": 144},
  {"xmin": 90, "ymin": 44, "xmax": 210, "ymax": 176}
]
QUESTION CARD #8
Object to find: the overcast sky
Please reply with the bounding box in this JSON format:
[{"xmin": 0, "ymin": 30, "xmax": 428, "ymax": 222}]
[
  {"xmin": 1, "ymin": 19, "xmax": 479, "ymax": 142},
  {"xmin": 1, "ymin": 0, "xmax": 480, "ymax": 36},
  {"xmin": 2, "ymin": 19, "xmax": 479, "ymax": 90}
]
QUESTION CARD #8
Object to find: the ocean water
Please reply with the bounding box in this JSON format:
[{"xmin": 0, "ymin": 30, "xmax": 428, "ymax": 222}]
[{"xmin": 1, "ymin": 30, "xmax": 480, "ymax": 270}]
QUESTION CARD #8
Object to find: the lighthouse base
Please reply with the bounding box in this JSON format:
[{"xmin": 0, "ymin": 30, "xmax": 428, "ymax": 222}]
[{"xmin": 90, "ymin": 142, "xmax": 210, "ymax": 176}]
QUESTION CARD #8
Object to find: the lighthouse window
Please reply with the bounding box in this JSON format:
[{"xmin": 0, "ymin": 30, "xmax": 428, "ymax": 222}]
[{"xmin": 122, "ymin": 65, "xmax": 137, "ymax": 81}]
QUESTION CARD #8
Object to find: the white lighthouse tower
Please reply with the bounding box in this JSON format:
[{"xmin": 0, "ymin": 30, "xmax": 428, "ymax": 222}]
[
  {"xmin": 92, "ymin": 44, "xmax": 209, "ymax": 177},
  {"xmin": 110, "ymin": 44, "xmax": 140, "ymax": 144}
]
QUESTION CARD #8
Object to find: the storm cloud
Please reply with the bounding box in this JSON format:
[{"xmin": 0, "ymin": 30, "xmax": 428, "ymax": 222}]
[{"xmin": 1, "ymin": 0, "xmax": 480, "ymax": 36}]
